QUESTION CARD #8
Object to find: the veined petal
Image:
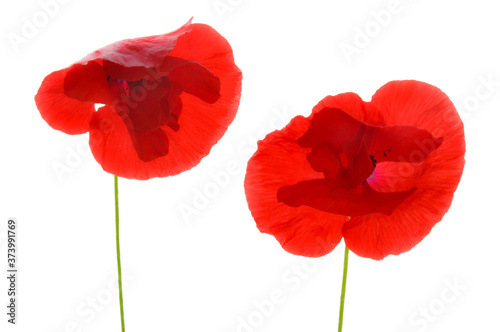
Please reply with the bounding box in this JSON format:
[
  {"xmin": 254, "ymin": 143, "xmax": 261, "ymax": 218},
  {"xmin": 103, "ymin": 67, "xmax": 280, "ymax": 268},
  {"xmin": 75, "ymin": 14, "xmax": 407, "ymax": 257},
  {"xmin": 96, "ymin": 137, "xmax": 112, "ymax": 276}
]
[
  {"xmin": 161, "ymin": 56, "xmax": 221, "ymax": 103},
  {"xmin": 79, "ymin": 19, "xmax": 193, "ymax": 70},
  {"xmin": 163, "ymin": 23, "xmax": 242, "ymax": 175},
  {"xmin": 245, "ymin": 80, "xmax": 465, "ymax": 259},
  {"xmin": 298, "ymin": 107, "xmax": 365, "ymax": 150},
  {"xmin": 89, "ymin": 106, "xmax": 172, "ymax": 179},
  {"xmin": 36, "ymin": 20, "xmax": 241, "ymax": 180},
  {"xmin": 312, "ymin": 92, "xmax": 385, "ymax": 125},
  {"xmin": 35, "ymin": 67, "xmax": 95, "ymax": 135},
  {"xmin": 367, "ymin": 125, "xmax": 443, "ymax": 164},
  {"xmin": 63, "ymin": 60, "xmax": 115, "ymax": 105},
  {"xmin": 343, "ymin": 81, "xmax": 466, "ymax": 259},
  {"xmin": 245, "ymin": 116, "xmax": 346, "ymax": 258},
  {"xmin": 278, "ymin": 180, "xmax": 416, "ymax": 217}
]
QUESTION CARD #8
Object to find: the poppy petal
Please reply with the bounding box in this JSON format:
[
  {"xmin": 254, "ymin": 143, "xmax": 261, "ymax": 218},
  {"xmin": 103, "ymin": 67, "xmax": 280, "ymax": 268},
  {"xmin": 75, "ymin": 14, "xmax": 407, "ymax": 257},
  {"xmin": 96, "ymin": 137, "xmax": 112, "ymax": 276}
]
[
  {"xmin": 285, "ymin": 106, "xmax": 438, "ymax": 216},
  {"xmin": 88, "ymin": 106, "xmax": 170, "ymax": 179},
  {"xmin": 245, "ymin": 116, "xmax": 347, "ymax": 258},
  {"xmin": 36, "ymin": 20, "xmax": 241, "ymax": 180},
  {"xmin": 305, "ymin": 143, "xmax": 340, "ymax": 177},
  {"xmin": 161, "ymin": 56, "xmax": 221, "ymax": 103},
  {"xmin": 343, "ymin": 81, "xmax": 466, "ymax": 259},
  {"xmin": 79, "ymin": 19, "xmax": 193, "ymax": 71},
  {"xmin": 84, "ymin": 23, "xmax": 241, "ymax": 179},
  {"xmin": 369, "ymin": 80, "xmax": 463, "ymax": 138},
  {"xmin": 313, "ymin": 92, "xmax": 385, "ymax": 126},
  {"xmin": 63, "ymin": 60, "xmax": 115, "ymax": 105},
  {"xmin": 367, "ymin": 125, "xmax": 443, "ymax": 164},
  {"xmin": 278, "ymin": 179, "xmax": 416, "ymax": 217},
  {"xmin": 168, "ymin": 22, "xmax": 242, "ymax": 111},
  {"xmin": 35, "ymin": 68, "xmax": 95, "ymax": 135},
  {"xmin": 342, "ymin": 184, "xmax": 451, "ymax": 260},
  {"xmin": 164, "ymin": 23, "xmax": 242, "ymax": 173},
  {"xmin": 117, "ymin": 79, "xmax": 168, "ymax": 133},
  {"xmin": 129, "ymin": 127, "xmax": 169, "ymax": 163},
  {"xmin": 297, "ymin": 107, "xmax": 365, "ymax": 150},
  {"xmin": 89, "ymin": 93, "xmax": 238, "ymax": 179}
]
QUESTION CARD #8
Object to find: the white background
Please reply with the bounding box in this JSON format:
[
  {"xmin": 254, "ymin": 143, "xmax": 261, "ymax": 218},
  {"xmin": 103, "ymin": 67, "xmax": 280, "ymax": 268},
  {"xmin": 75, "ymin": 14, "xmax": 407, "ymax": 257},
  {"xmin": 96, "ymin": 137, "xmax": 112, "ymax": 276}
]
[{"xmin": 1, "ymin": 0, "xmax": 499, "ymax": 331}]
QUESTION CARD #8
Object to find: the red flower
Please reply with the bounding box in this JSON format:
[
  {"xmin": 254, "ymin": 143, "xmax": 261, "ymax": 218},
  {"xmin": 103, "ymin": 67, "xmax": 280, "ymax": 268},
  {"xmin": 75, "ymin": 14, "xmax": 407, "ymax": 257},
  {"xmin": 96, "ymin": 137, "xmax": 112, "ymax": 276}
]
[
  {"xmin": 35, "ymin": 19, "xmax": 242, "ymax": 180},
  {"xmin": 244, "ymin": 81, "xmax": 465, "ymax": 260}
]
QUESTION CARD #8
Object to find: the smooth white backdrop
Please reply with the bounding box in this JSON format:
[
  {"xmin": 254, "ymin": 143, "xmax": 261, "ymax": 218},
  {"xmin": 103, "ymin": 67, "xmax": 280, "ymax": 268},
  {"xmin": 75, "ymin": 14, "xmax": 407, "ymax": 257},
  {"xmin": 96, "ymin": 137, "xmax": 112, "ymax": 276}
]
[{"xmin": 1, "ymin": 0, "xmax": 499, "ymax": 331}]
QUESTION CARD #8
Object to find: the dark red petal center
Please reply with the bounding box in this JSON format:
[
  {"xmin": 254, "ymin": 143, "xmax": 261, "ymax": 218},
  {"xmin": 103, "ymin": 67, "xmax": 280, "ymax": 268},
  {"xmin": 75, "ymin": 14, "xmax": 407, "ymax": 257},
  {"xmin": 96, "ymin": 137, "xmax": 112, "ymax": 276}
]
[
  {"xmin": 277, "ymin": 107, "xmax": 443, "ymax": 216},
  {"xmin": 64, "ymin": 57, "xmax": 221, "ymax": 163}
]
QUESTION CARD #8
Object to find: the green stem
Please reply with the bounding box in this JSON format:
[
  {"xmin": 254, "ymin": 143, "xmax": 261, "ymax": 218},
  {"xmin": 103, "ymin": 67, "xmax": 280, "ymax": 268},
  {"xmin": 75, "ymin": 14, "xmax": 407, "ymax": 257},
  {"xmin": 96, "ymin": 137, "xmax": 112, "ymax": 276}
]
[
  {"xmin": 114, "ymin": 176, "xmax": 125, "ymax": 332},
  {"xmin": 338, "ymin": 244, "xmax": 349, "ymax": 332}
]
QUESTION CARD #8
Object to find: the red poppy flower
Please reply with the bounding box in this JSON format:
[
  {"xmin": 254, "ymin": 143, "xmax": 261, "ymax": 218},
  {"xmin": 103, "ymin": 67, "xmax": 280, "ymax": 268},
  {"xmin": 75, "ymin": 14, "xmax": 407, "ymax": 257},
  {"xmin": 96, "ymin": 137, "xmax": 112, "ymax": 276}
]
[
  {"xmin": 35, "ymin": 19, "xmax": 242, "ymax": 180},
  {"xmin": 244, "ymin": 81, "xmax": 465, "ymax": 260}
]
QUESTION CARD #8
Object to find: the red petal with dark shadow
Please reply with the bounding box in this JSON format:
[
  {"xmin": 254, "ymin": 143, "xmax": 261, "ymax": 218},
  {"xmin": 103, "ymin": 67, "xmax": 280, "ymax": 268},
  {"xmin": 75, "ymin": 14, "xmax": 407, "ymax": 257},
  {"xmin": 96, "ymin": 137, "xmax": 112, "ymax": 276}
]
[
  {"xmin": 87, "ymin": 24, "xmax": 241, "ymax": 179},
  {"xmin": 306, "ymin": 143, "xmax": 340, "ymax": 177},
  {"xmin": 162, "ymin": 23, "xmax": 242, "ymax": 173},
  {"xmin": 129, "ymin": 128, "xmax": 169, "ymax": 163},
  {"xmin": 245, "ymin": 116, "xmax": 347, "ymax": 258},
  {"xmin": 343, "ymin": 81, "xmax": 465, "ymax": 259},
  {"xmin": 298, "ymin": 107, "xmax": 365, "ymax": 150},
  {"xmin": 89, "ymin": 106, "xmax": 169, "ymax": 179},
  {"xmin": 245, "ymin": 81, "xmax": 465, "ymax": 259},
  {"xmin": 36, "ymin": 20, "xmax": 241, "ymax": 180},
  {"xmin": 35, "ymin": 68, "xmax": 95, "ymax": 135},
  {"xmin": 78, "ymin": 19, "xmax": 193, "ymax": 70},
  {"xmin": 312, "ymin": 92, "xmax": 385, "ymax": 125},
  {"xmin": 367, "ymin": 125, "xmax": 443, "ymax": 164},
  {"xmin": 64, "ymin": 60, "xmax": 115, "ymax": 105},
  {"xmin": 118, "ymin": 79, "xmax": 169, "ymax": 133},
  {"xmin": 278, "ymin": 180, "xmax": 416, "ymax": 216},
  {"xmin": 162, "ymin": 56, "xmax": 221, "ymax": 103}
]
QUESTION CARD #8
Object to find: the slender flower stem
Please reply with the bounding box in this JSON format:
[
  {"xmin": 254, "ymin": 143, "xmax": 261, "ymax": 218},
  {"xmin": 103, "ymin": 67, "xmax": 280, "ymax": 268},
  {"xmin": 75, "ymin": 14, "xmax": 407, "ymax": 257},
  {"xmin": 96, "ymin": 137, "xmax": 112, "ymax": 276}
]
[
  {"xmin": 338, "ymin": 244, "xmax": 349, "ymax": 332},
  {"xmin": 114, "ymin": 176, "xmax": 125, "ymax": 332}
]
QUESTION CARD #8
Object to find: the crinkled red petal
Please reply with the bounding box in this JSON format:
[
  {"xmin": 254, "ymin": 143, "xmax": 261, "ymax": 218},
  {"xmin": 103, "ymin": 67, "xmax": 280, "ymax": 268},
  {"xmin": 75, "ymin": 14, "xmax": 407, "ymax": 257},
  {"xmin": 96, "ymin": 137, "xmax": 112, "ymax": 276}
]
[
  {"xmin": 87, "ymin": 24, "xmax": 241, "ymax": 179},
  {"xmin": 119, "ymin": 79, "xmax": 169, "ymax": 133},
  {"xmin": 89, "ymin": 106, "xmax": 169, "ymax": 179},
  {"xmin": 278, "ymin": 180, "xmax": 416, "ymax": 216},
  {"xmin": 164, "ymin": 23, "xmax": 242, "ymax": 172},
  {"xmin": 161, "ymin": 56, "xmax": 221, "ymax": 103},
  {"xmin": 35, "ymin": 68, "xmax": 95, "ymax": 135},
  {"xmin": 312, "ymin": 92, "xmax": 385, "ymax": 125},
  {"xmin": 367, "ymin": 125, "xmax": 443, "ymax": 164},
  {"xmin": 36, "ymin": 20, "xmax": 240, "ymax": 180},
  {"xmin": 63, "ymin": 60, "xmax": 115, "ymax": 105},
  {"xmin": 306, "ymin": 143, "xmax": 340, "ymax": 176},
  {"xmin": 129, "ymin": 127, "xmax": 170, "ymax": 163},
  {"xmin": 284, "ymin": 106, "xmax": 441, "ymax": 216},
  {"xmin": 78, "ymin": 19, "xmax": 193, "ymax": 70},
  {"xmin": 246, "ymin": 81, "xmax": 465, "ymax": 259},
  {"xmin": 245, "ymin": 116, "xmax": 347, "ymax": 258},
  {"xmin": 298, "ymin": 107, "xmax": 365, "ymax": 150},
  {"xmin": 343, "ymin": 81, "xmax": 466, "ymax": 259}
]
